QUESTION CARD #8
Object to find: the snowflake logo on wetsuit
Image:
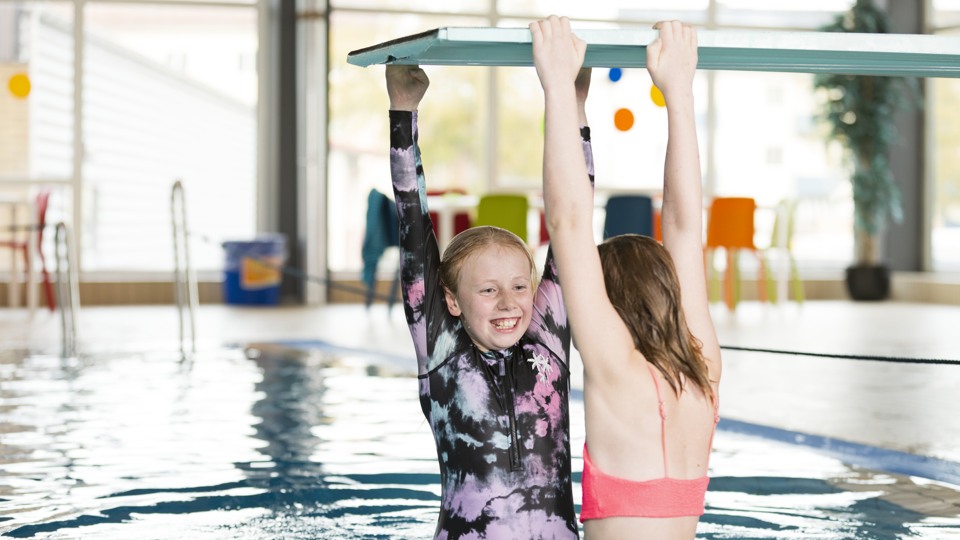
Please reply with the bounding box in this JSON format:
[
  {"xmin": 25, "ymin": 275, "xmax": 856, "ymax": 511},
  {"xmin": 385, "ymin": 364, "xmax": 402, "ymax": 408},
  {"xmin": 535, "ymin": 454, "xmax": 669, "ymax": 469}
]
[{"xmin": 528, "ymin": 353, "xmax": 553, "ymax": 384}]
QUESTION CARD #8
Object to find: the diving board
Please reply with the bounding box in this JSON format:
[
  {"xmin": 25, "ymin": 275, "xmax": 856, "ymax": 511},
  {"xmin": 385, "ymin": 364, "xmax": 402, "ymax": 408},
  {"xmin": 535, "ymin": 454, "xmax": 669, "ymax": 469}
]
[{"xmin": 347, "ymin": 27, "xmax": 960, "ymax": 78}]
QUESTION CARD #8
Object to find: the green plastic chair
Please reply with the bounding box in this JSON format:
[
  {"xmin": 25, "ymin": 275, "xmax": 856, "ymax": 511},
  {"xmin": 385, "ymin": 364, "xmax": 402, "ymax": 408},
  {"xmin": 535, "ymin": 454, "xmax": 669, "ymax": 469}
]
[
  {"xmin": 763, "ymin": 199, "xmax": 804, "ymax": 303},
  {"xmin": 473, "ymin": 194, "xmax": 529, "ymax": 243}
]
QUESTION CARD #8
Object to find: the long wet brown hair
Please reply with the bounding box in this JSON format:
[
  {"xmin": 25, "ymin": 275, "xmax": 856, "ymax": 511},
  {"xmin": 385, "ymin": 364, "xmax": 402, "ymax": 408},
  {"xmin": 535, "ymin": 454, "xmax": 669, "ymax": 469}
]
[
  {"xmin": 439, "ymin": 226, "xmax": 538, "ymax": 294},
  {"xmin": 598, "ymin": 234, "xmax": 713, "ymax": 400}
]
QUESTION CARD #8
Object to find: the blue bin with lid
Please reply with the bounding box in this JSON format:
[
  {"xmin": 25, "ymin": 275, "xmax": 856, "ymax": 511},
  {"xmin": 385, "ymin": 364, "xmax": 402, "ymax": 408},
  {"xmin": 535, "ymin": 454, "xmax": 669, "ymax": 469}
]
[{"xmin": 222, "ymin": 234, "xmax": 287, "ymax": 305}]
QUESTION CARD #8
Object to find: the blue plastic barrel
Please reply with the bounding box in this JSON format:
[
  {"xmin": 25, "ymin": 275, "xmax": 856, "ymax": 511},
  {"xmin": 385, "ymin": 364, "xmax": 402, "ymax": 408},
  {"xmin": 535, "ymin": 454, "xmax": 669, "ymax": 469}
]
[{"xmin": 222, "ymin": 234, "xmax": 287, "ymax": 305}]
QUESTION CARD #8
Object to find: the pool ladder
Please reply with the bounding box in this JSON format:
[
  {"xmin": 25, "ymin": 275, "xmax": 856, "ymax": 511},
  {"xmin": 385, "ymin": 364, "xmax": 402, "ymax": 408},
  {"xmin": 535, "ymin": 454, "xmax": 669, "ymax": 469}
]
[
  {"xmin": 53, "ymin": 222, "xmax": 80, "ymax": 357},
  {"xmin": 171, "ymin": 180, "xmax": 198, "ymax": 357}
]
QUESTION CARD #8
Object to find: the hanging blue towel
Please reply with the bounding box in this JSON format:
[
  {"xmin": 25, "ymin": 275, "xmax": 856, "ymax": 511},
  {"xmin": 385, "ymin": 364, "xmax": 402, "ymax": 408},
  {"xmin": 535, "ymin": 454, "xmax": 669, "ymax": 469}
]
[{"xmin": 361, "ymin": 189, "xmax": 399, "ymax": 307}]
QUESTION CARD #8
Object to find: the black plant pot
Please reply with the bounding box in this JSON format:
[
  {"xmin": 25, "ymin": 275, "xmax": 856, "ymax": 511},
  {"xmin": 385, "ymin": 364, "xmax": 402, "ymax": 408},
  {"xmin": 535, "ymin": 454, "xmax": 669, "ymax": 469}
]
[{"xmin": 845, "ymin": 264, "xmax": 890, "ymax": 301}]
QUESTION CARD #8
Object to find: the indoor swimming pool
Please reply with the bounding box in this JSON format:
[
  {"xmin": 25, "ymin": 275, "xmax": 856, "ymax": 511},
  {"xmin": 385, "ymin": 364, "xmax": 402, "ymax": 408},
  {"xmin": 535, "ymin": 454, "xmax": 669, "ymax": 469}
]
[{"xmin": 1, "ymin": 345, "xmax": 959, "ymax": 539}]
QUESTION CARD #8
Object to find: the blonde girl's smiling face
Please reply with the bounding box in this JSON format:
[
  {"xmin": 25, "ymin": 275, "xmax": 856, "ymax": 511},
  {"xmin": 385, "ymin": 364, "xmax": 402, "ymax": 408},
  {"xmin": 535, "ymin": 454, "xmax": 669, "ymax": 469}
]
[{"xmin": 444, "ymin": 244, "xmax": 535, "ymax": 353}]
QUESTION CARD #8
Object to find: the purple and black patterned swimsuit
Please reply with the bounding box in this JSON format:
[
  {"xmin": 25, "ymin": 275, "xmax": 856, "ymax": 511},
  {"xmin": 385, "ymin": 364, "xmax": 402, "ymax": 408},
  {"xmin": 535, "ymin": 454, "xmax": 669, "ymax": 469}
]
[{"xmin": 389, "ymin": 110, "xmax": 594, "ymax": 540}]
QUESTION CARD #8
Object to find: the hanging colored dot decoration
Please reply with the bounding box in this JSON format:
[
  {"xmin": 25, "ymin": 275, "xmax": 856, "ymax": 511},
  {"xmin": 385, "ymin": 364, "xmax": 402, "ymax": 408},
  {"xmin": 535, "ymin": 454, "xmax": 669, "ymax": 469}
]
[
  {"xmin": 607, "ymin": 68, "xmax": 622, "ymax": 82},
  {"xmin": 650, "ymin": 84, "xmax": 666, "ymax": 107},
  {"xmin": 613, "ymin": 108, "xmax": 634, "ymax": 131},
  {"xmin": 8, "ymin": 73, "xmax": 31, "ymax": 99}
]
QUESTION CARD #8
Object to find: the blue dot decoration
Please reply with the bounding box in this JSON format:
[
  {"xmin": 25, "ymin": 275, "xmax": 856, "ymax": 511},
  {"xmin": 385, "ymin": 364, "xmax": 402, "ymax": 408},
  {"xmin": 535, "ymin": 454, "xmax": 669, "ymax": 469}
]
[{"xmin": 608, "ymin": 68, "xmax": 622, "ymax": 82}]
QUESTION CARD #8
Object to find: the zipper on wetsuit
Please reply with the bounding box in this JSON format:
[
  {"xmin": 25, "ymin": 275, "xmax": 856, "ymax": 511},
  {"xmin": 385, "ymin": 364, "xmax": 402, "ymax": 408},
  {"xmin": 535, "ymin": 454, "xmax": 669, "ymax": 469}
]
[
  {"xmin": 501, "ymin": 352, "xmax": 523, "ymax": 472},
  {"xmin": 482, "ymin": 347, "xmax": 524, "ymax": 472}
]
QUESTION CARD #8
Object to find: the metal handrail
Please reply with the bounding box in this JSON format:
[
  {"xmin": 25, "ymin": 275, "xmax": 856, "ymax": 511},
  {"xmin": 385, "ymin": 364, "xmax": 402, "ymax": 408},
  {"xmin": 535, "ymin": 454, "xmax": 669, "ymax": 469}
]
[
  {"xmin": 171, "ymin": 180, "xmax": 198, "ymax": 357},
  {"xmin": 53, "ymin": 222, "xmax": 79, "ymax": 357}
]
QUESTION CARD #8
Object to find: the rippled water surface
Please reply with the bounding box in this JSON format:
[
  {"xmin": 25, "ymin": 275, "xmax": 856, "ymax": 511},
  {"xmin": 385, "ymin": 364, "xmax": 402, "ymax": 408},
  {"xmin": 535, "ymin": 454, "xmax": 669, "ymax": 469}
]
[{"xmin": 2, "ymin": 348, "xmax": 959, "ymax": 539}]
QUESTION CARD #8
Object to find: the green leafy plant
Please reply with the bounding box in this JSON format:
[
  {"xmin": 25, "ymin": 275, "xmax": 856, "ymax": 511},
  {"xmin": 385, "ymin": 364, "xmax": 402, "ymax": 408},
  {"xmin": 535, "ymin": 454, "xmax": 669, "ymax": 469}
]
[{"xmin": 813, "ymin": 0, "xmax": 921, "ymax": 265}]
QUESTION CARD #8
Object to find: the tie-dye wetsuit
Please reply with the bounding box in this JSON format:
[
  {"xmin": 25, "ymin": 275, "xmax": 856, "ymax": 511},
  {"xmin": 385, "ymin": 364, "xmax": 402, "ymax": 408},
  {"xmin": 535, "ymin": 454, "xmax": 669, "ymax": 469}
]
[{"xmin": 389, "ymin": 110, "xmax": 594, "ymax": 540}]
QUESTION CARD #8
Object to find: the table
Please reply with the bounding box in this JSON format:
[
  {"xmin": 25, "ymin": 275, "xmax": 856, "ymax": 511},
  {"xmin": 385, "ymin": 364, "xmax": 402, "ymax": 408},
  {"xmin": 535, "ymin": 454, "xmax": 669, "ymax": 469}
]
[{"xmin": 426, "ymin": 194, "xmax": 478, "ymax": 252}]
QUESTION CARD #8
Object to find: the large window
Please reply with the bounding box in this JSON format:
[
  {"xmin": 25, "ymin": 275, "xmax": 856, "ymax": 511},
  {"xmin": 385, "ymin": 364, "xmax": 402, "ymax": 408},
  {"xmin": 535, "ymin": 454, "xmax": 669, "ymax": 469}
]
[
  {"xmin": 496, "ymin": 0, "xmax": 710, "ymax": 25},
  {"xmin": 714, "ymin": 70, "xmax": 851, "ymax": 269},
  {"xmin": 0, "ymin": 1, "xmax": 74, "ymax": 268},
  {"xmin": 326, "ymin": 1, "xmax": 858, "ymax": 277},
  {"xmin": 0, "ymin": 0, "xmax": 258, "ymax": 277},
  {"xmin": 930, "ymin": 73, "xmax": 960, "ymax": 271},
  {"xmin": 8, "ymin": 0, "xmax": 947, "ymax": 287},
  {"xmin": 327, "ymin": 10, "xmax": 489, "ymax": 272},
  {"xmin": 82, "ymin": 2, "xmax": 258, "ymax": 271},
  {"xmin": 930, "ymin": 2, "xmax": 960, "ymax": 271}
]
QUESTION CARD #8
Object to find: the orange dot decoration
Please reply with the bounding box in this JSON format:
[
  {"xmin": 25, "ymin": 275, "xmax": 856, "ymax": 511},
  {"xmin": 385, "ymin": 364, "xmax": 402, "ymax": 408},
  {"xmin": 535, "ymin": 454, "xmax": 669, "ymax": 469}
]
[
  {"xmin": 613, "ymin": 108, "xmax": 634, "ymax": 131},
  {"xmin": 8, "ymin": 73, "xmax": 31, "ymax": 99},
  {"xmin": 650, "ymin": 84, "xmax": 666, "ymax": 107}
]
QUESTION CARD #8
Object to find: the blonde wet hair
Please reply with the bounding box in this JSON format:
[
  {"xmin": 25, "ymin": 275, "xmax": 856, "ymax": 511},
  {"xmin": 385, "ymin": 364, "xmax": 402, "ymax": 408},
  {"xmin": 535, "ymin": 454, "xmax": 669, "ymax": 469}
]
[{"xmin": 440, "ymin": 226, "xmax": 538, "ymax": 295}]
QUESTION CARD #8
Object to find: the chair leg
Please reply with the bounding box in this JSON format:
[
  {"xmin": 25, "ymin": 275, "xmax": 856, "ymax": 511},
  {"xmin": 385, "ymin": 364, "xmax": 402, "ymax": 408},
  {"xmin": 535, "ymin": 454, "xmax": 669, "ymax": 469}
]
[
  {"xmin": 724, "ymin": 250, "xmax": 736, "ymax": 311},
  {"xmin": 12, "ymin": 245, "xmax": 28, "ymax": 308},
  {"xmin": 40, "ymin": 267, "xmax": 56, "ymax": 311},
  {"xmin": 762, "ymin": 254, "xmax": 778, "ymax": 303},
  {"xmin": 705, "ymin": 248, "xmax": 720, "ymax": 303},
  {"xmin": 17, "ymin": 246, "xmax": 55, "ymax": 311},
  {"xmin": 36, "ymin": 252, "xmax": 56, "ymax": 311},
  {"xmin": 756, "ymin": 252, "xmax": 768, "ymax": 303},
  {"xmin": 790, "ymin": 256, "xmax": 804, "ymax": 303},
  {"xmin": 388, "ymin": 270, "xmax": 401, "ymax": 312}
]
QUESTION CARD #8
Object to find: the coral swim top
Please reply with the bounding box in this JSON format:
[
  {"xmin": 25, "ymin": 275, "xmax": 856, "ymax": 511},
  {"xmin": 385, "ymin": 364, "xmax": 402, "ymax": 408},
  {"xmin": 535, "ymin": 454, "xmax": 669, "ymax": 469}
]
[{"xmin": 580, "ymin": 364, "xmax": 719, "ymax": 520}]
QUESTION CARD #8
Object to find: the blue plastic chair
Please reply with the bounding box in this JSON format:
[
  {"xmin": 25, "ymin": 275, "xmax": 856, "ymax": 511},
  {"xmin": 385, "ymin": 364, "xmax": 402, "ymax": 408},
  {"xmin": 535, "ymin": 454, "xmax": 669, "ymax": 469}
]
[{"xmin": 602, "ymin": 194, "xmax": 654, "ymax": 240}]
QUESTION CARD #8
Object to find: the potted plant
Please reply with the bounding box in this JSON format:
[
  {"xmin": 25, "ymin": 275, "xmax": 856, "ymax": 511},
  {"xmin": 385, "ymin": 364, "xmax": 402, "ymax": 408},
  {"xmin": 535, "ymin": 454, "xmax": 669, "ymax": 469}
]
[{"xmin": 813, "ymin": 0, "xmax": 921, "ymax": 300}]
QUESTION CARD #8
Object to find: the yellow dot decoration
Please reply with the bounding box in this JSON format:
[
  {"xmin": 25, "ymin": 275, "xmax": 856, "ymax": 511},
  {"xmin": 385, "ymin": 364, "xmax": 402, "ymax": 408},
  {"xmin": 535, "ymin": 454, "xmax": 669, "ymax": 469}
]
[
  {"xmin": 8, "ymin": 73, "xmax": 31, "ymax": 99},
  {"xmin": 613, "ymin": 108, "xmax": 634, "ymax": 131},
  {"xmin": 650, "ymin": 84, "xmax": 666, "ymax": 107}
]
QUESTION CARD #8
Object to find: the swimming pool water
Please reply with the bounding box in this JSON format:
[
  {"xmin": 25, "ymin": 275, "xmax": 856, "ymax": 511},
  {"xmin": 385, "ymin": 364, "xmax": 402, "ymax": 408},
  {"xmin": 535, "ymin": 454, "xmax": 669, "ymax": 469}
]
[{"xmin": 1, "ymin": 347, "xmax": 958, "ymax": 539}]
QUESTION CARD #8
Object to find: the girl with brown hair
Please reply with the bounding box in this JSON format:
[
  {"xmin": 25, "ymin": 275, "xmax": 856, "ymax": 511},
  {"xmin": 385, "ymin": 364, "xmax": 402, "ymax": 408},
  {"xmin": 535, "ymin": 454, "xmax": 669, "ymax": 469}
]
[{"xmin": 531, "ymin": 16, "xmax": 722, "ymax": 539}]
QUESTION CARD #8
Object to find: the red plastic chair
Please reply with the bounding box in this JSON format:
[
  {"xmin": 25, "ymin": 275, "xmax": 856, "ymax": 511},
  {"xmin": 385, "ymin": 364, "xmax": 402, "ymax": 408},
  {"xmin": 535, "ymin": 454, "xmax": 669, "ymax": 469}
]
[
  {"xmin": 0, "ymin": 190, "xmax": 56, "ymax": 311},
  {"xmin": 539, "ymin": 211, "xmax": 550, "ymax": 245}
]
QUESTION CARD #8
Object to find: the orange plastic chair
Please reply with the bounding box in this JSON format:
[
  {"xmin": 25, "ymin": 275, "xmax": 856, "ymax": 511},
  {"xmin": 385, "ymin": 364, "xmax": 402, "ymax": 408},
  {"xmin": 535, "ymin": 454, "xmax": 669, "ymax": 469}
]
[
  {"xmin": 0, "ymin": 190, "xmax": 56, "ymax": 311},
  {"xmin": 704, "ymin": 197, "xmax": 767, "ymax": 310}
]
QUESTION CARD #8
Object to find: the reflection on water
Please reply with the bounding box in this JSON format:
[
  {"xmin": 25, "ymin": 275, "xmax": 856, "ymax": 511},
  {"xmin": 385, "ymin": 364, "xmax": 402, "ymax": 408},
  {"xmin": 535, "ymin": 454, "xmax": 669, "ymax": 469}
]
[{"xmin": 1, "ymin": 348, "xmax": 958, "ymax": 539}]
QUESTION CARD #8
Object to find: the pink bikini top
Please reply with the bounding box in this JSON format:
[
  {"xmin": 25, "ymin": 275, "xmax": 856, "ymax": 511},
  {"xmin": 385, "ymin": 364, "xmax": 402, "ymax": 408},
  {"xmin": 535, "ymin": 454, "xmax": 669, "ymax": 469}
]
[{"xmin": 580, "ymin": 363, "xmax": 719, "ymax": 521}]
